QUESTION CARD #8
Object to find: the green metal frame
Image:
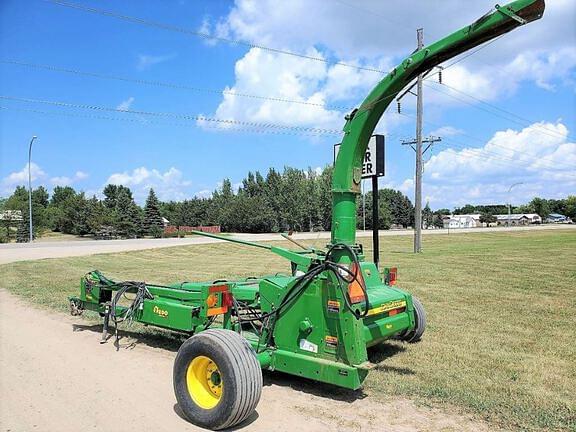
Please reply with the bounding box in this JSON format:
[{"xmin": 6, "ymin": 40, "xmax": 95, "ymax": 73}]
[{"xmin": 70, "ymin": 0, "xmax": 544, "ymax": 391}]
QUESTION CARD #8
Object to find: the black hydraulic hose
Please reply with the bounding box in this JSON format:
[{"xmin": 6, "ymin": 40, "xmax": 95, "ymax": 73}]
[{"xmin": 237, "ymin": 242, "xmax": 369, "ymax": 328}]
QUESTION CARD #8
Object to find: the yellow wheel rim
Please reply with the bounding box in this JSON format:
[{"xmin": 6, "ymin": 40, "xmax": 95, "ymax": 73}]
[{"xmin": 186, "ymin": 355, "xmax": 223, "ymax": 409}]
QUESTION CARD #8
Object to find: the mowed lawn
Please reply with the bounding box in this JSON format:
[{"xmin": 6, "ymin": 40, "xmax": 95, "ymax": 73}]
[{"xmin": 1, "ymin": 229, "xmax": 575, "ymax": 431}]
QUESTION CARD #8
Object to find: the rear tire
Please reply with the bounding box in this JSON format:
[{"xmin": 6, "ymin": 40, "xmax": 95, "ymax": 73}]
[
  {"xmin": 173, "ymin": 329, "xmax": 262, "ymax": 430},
  {"xmin": 402, "ymin": 297, "xmax": 426, "ymax": 343}
]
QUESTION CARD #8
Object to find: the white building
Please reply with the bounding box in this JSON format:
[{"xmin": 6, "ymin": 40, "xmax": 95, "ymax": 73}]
[
  {"xmin": 0, "ymin": 210, "xmax": 23, "ymax": 222},
  {"xmin": 495, "ymin": 213, "xmax": 542, "ymax": 226},
  {"xmin": 443, "ymin": 214, "xmax": 480, "ymax": 229}
]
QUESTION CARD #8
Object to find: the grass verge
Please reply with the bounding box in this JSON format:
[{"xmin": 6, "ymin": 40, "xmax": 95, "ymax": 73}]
[{"xmin": 1, "ymin": 229, "xmax": 574, "ymax": 431}]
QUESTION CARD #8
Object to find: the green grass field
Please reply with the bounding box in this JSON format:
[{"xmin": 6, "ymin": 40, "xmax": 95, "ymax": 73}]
[{"xmin": 1, "ymin": 229, "xmax": 575, "ymax": 431}]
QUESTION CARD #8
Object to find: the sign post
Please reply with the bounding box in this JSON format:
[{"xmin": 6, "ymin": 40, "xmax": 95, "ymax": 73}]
[{"xmin": 334, "ymin": 135, "xmax": 385, "ymax": 267}]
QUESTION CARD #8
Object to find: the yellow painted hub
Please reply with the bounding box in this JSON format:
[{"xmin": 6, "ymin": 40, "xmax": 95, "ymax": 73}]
[{"xmin": 186, "ymin": 355, "xmax": 223, "ymax": 409}]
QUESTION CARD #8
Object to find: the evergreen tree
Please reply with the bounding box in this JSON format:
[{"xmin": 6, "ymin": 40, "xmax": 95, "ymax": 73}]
[
  {"xmin": 264, "ymin": 168, "xmax": 283, "ymax": 232},
  {"xmin": 72, "ymin": 193, "xmax": 91, "ymax": 236},
  {"xmin": 143, "ymin": 189, "xmax": 164, "ymax": 236},
  {"xmin": 317, "ymin": 166, "xmax": 333, "ymax": 231},
  {"xmin": 16, "ymin": 212, "xmax": 34, "ymax": 242},
  {"xmin": 432, "ymin": 214, "xmax": 445, "ymax": 228},
  {"xmin": 422, "ymin": 202, "xmax": 433, "ymax": 228},
  {"xmin": 212, "ymin": 179, "xmax": 235, "ymax": 231},
  {"xmin": 360, "ymin": 191, "xmax": 393, "ymax": 230},
  {"xmin": 114, "ymin": 189, "xmax": 140, "ymax": 238},
  {"xmin": 379, "ymin": 189, "xmax": 414, "ymax": 227}
]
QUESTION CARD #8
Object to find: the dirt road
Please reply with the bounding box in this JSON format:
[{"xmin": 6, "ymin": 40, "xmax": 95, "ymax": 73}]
[
  {"xmin": 0, "ymin": 289, "xmax": 497, "ymax": 432},
  {"xmin": 1, "ymin": 224, "xmax": 571, "ymax": 265}
]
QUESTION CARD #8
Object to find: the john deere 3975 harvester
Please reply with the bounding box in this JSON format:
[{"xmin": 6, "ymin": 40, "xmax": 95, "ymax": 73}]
[{"xmin": 69, "ymin": 1, "xmax": 544, "ymax": 429}]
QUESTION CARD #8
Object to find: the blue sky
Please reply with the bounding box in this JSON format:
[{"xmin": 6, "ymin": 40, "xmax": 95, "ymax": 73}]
[{"xmin": 1, "ymin": 0, "xmax": 574, "ymax": 209}]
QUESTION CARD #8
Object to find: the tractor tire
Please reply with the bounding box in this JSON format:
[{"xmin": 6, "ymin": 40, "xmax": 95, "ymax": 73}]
[
  {"xmin": 402, "ymin": 297, "xmax": 426, "ymax": 343},
  {"xmin": 173, "ymin": 329, "xmax": 262, "ymax": 430}
]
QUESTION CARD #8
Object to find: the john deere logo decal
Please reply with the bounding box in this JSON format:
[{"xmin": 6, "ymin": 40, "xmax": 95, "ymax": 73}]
[
  {"xmin": 367, "ymin": 300, "xmax": 406, "ymax": 317},
  {"xmin": 153, "ymin": 306, "xmax": 169, "ymax": 318}
]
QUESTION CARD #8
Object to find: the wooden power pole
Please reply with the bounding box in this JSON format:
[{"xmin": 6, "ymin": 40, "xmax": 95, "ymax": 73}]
[{"xmin": 399, "ymin": 28, "xmax": 441, "ymax": 253}]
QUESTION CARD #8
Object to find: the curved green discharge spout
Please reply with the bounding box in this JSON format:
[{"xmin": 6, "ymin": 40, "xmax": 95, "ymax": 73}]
[{"xmin": 330, "ymin": 0, "xmax": 545, "ymax": 247}]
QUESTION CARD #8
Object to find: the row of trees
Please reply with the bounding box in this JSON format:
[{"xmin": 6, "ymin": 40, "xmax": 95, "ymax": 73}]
[
  {"xmin": 2, "ymin": 164, "xmax": 574, "ymax": 242},
  {"xmin": 0, "ymin": 166, "xmax": 417, "ymax": 241},
  {"xmin": 453, "ymin": 197, "xmax": 576, "ymax": 221},
  {"xmin": 1, "ymin": 184, "xmax": 164, "ymax": 242}
]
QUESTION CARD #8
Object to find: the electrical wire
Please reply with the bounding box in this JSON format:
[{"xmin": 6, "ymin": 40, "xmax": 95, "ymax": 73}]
[
  {"xmin": 328, "ymin": 1, "xmax": 572, "ymax": 145},
  {"xmin": 0, "ymin": 59, "xmax": 354, "ymax": 111},
  {"xmin": 398, "ymin": 111, "xmax": 576, "ymax": 172},
  {"xmin": 45, "ymin": 0, "xmax": 389, "ymax": 75},
  {"xmin": 428, "ymin": 138, "xmax": 576, "ymax": 179},
  {"xmin": 0, "ymin": 95, "xmax": 343, "ymax": 135},
  {"xmin": 0, "ymin": 105, "xmax": 345, "ymax": 138},
  {"xmin": 41, "ymin": 0, "xmax": 568, "ymax": 147},
  {"xmin": 424, "ymin": 80, "xmax": 575, "ymax": 142},
  {"xmin": 423, "ymin": 82, "xmax": 575, "ymax": 142}
]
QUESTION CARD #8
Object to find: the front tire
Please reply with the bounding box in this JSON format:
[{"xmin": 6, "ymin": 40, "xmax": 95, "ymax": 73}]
[{"xmin": 173, "ymin": 329, "xmax": 263, "ymax": 430}]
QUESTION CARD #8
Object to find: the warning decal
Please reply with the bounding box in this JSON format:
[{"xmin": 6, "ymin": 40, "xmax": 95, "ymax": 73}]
[
  {"xmin": 327, "ymin": 300, "xmax": 340, "ymax": 313},
  {"xmin": 325, "ymin": 335, "xmax": 338, "ymax": 349}
]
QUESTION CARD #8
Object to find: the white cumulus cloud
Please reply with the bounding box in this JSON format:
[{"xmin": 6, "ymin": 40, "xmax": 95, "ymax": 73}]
[
  {"xmin": 414, "ymin": 122, "xmax": 576, "ymax": 208},
  {"xmin": 200, "ymin": 0, "xmax": 575, "ymax": 127},
  {"xmin": 1, "ymin": 162, "xmax": 45, "ymax": 187},
  {"xmin": 50, "ymin": 171, "xmax": 90, "ymax": 187},
  {"xmin": 1, "ymin": 164, "xmax": 89, "ymax": 195},
  {"xmin": 105, "ymin": 167, "xmax": 193, "ymax": 203}
]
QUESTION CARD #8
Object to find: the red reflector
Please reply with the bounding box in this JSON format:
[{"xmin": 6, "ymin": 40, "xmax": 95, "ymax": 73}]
[
  {"xmin": 389, "ymin": 309, "xmax": 398, "ymax": 316},
  {"xmin": 209, "ymin": 284, "xmax": 228, "ymax": 293},
  {"xmin": 389, "ymin": 267, "xmax": 397, "ymax": 285},
  {"xmin": 222, "ymin": 291, "xmax": 234, "ymax": 308}
]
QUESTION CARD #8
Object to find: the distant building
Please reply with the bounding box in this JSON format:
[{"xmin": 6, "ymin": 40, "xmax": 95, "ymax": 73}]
[
  {"xmin": 442, "ymin": 214, "xmax": 480, "ymax": 229},
  {"xmin": 495, "ymin": 213, "xmax": 542, "ymax": 226},
  {"xmin": 545, "ymin": 213, "xmax": 572, "ymax": 224},
  {"xmin": 0, "ymin": 210, "xmax": 23, "ymax": 222}
]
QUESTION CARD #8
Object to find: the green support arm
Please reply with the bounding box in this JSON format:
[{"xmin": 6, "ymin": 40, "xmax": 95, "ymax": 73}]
[{"xmin": 330, "ymin": 0, "xmax": 545, "ymax": 246}]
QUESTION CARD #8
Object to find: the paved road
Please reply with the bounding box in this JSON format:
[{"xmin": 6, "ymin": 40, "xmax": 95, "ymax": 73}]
[{"xmin": 0, "ymin": 224, "xmax": 572, "ymax": 265}]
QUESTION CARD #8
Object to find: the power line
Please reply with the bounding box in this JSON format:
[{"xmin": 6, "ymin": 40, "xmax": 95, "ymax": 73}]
[
  {"xmin": 425, "ymin": 80, "xmax": 575, "ymax": 141},
  {"xmin": 430, "ymin": 35, "xmax": 505, "ymax": 75},
  {"xmin": 44, "ymin": 0, "xmax": 565, "ymax": 146},
  {"xmin": 0, "ymin": 59, "xmax": 353, "ymax": 111},
  {"xmin": 433, "ymin": 137, "xmax": 576, "ymax": 177},
  {"xmin": 421, "ymin": 136, "xmax": 576, "ymax": 178},
  {"xmin": 398, "ymin": 111, "xmax": 576, "ymax": 171},
  {"xmin": 0, "ymin": 105, "xmax": 344, "ymax": 137},
  {"xmin": 397, "ymin": 113, "xmax": 575, "ymax": 173},
  {"xmin": 334, "ymin": 0, "xmax": 572, "ymax": 143},
  {"xmin": 4, "ymin": 102, "xmax": 571, "ymax": 177},
  {"xmin": 0, "ymin": 95, "xmax": 344, "ymax": 134},
  {"xmin": 45, "ymin": 0, "xmax": 389, "ymax": 75},
  {"xmin": 424, "ymin": 82, "xmax": 575, "ymax": 143},
  {"xmin": 5, "ymin": 57, "xmax": 570, "ymax": 148}
]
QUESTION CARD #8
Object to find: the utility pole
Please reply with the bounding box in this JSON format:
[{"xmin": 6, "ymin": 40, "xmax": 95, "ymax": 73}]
[
  {"xmin": 401, "ymin": 135, "xmax": 441, "ymax": 251},
  {"xmin": 398, "ymin": 29, "xmax": 442, "ymax": 253},
  {"xmin": 414, "ymin": 28, "xmax": 424, "ymax": 254}
]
